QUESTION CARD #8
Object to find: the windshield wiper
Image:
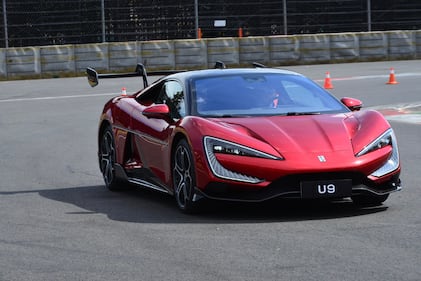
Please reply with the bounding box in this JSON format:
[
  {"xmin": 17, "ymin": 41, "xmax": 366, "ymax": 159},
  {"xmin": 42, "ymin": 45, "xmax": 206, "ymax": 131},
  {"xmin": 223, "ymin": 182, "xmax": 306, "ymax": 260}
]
[
  {"xmin": 285, "ymin": 111, "xmax": 321, "ymax": 116},
  {"xmin": 204, "ymin": 114, "xmax": 234, "ymax": 118}
]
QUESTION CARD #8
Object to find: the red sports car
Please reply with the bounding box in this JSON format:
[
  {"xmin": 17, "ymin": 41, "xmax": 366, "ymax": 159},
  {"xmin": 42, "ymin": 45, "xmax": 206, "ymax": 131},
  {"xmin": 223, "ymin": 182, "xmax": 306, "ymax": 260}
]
[{"xmin": 87, "ymin": 63, "xmax": 401, "ymax": 213}]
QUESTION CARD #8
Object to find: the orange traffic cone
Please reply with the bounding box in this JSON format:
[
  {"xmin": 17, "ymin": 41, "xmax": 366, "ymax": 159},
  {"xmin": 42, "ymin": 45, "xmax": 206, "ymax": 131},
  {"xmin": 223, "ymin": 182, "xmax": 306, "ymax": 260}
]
[
  {"xmin": 386, "ymin": 67, "xmax": 399, "ymax": 85},
  {"xmin": 121, "ymin": 87, "xmax": 127, "ymax": 96},
  {"xmin": 238, "ymin": 27, "xmax": 243, "ymax": 38},
  {"xmin": 324, "ymin": 72, "xmax": 334, "ymax": 89}
]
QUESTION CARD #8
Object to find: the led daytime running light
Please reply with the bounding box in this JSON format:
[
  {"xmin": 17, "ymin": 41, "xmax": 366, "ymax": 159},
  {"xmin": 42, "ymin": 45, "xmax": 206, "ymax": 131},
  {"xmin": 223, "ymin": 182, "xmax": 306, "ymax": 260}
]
[
  {"xmin": 203, "ymin": 136, "xmax": 281, "ymax": 183},
  {"xmin": 357, "ymin": 128, "xmax": 393, "ymax": 157}
]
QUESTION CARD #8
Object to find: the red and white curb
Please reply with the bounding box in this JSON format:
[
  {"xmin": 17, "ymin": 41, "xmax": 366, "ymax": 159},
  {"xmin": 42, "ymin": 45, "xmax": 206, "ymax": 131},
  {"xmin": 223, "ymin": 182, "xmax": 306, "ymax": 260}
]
[{"xmin": 368, "ymin": 102, "xmax": 421, "ymax": 125}]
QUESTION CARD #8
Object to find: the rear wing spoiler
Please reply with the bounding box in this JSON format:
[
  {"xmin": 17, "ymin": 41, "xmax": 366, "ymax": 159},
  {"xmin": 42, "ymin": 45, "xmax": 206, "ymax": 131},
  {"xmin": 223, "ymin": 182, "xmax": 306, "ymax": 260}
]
[
  {"xmin": 87, "ymin": 61, "xmax": 266, "ymax": 88},
  {"xmin": 213, "ymin": 61, "xmax": 266, "ymax": 69},
  {"xmin": 86, "ymin": 63, "xmax": 183, "ymax": 88}
]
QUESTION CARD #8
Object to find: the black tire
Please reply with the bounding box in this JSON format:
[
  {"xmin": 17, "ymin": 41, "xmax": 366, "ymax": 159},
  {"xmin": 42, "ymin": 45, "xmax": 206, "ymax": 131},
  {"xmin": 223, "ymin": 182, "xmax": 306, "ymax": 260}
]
[
  {"xmin": 352, "ymin": 193, "xmax": 389, "ymax": 207},
  {"xmin": 99, "ymin": 126, "xmax": 120, "ymax": 191},
  {"xmin": 172, "ymin": 139, "xmax": 200, "ymax": 213}
]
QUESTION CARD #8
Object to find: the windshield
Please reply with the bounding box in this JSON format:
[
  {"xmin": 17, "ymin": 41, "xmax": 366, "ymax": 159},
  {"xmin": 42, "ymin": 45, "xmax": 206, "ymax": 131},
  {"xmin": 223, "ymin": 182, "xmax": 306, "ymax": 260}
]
[{"xmin": 192, "ymin": 73, "xmax": 348, "ymax": 117}]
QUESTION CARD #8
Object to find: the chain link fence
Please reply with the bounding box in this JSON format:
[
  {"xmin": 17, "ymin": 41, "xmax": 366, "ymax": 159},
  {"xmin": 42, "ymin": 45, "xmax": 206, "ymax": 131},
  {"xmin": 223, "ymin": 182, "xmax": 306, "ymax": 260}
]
[{"xmin": 1, "ymin": 0, "xmax": 421, "ymax": 48}]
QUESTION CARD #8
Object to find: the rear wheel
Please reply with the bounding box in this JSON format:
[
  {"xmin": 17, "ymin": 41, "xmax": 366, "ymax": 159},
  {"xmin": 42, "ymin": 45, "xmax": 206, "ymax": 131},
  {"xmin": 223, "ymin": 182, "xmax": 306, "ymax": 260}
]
[
  {"xmin": 172, "ymin": 139, "xmax": 199, "ymax": 213},
  {"xmin": 352, "ymin": 193, "xmax": 389, "ymax": 207},
  {"xmin": 99, "ymin": 126, "xmax": 120, "ymax": 191}
]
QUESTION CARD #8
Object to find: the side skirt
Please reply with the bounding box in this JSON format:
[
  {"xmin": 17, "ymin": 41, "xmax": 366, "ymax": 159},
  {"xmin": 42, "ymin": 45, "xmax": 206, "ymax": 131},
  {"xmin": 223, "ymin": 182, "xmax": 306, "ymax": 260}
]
[{"xmin": 114, "ymin": 164, "xmax": 172, "ymax": 195}]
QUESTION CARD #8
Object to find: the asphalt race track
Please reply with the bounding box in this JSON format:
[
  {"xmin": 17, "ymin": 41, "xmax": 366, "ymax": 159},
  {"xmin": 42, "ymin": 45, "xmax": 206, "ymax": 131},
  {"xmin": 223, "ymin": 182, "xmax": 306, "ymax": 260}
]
[{"xmin": 0, "ymin": 60, "xmax": 420, "ymax": 281}]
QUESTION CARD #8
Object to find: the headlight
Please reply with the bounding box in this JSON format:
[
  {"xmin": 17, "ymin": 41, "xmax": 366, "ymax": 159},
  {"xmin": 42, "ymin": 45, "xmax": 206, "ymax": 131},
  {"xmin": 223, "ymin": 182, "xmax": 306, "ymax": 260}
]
[
  {"xmin": 356, "ymin": 128, "xmax": 400, "ymax": 177},
  {"xmin": 356, "ymin": 128, "xmax": 394, "ymax": 157},
  {"xmin": 203, "ymin": 136, "xmax": 281, "ymax": 183},
  {"xmin": 205, "ymin": 136, "xmax": 281, "ymax": 160}
]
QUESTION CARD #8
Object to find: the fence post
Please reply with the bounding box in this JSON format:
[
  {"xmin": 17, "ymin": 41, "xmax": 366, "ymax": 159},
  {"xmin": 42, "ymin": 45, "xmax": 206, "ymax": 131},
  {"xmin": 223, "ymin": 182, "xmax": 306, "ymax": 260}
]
[
  {"xmin": 101, "ymin": 0, "xmax": 106, "ymax": 42},
  {"xmin": 2, "ymin": 0, "xmax": 9, "ymax": 48},
  {"xmin": 367, "ymin": 0, "xmax": 372, "ymax": 32},
  {"xmin": 194, "ymin": 0, "xmax": 199, "ymax": 39},
  {"xmin": 283, "ymin": 0, "xmax": 287, "ymax": 35}
]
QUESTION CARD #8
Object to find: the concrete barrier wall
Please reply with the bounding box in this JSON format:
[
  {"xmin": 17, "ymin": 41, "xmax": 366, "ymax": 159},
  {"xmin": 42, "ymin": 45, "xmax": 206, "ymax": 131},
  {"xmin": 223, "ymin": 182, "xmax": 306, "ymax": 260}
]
[
  {"xmin": 299, "ymin": 34, "xmax": 331, "ymax": 63},
  {"xmin": 0, "ymin": 49, "xmax": 6, "ymax": 76},
  {"xmin": 140, "ymin": 40, "xmax": 175, "ymax": 70},
  {"xmin": 416, "ymin": 31, "xmax": 421, "ymax": 59},
  {"xmin": 269, "ymin": 36, "xmax": 299, "ymax": 65},
  {"xmin": 387, "ymin": 31, "xmax": 416, "ymax": 60},
  {"xmin": 6, "ymin": 47, "xmax": 40, "ymax": 76},
  {"xmin": 206, "ymin": 38, "xmax": 239, "ymax": 67},
  {"xmin": 74, "ymin": 43, "xmax": 109, "ymax": 73},
  {"xmin": 0, "ymin": 30, "xmax": 420, "ymax": 79},
  {"xmin": 239, "ymin": 37, "xmax": 269, "ymax": 65},
  {"xmin": 40, "ymin": 45, "xmax": 75, "ymax": 74},
  {"xmin": 174, "ymin": 39, "xmax": 207, "ymax": 69},
  {"xmin": 358, "ymin": 32, "xmax": 388, "ymax": 61},
  {"xmin": 330, "ymin": 33, "xmax": 359, "ymax": 62},
  {"xmin": 109, "ymin": 42, "xmax": 138, "ymax": 71}
]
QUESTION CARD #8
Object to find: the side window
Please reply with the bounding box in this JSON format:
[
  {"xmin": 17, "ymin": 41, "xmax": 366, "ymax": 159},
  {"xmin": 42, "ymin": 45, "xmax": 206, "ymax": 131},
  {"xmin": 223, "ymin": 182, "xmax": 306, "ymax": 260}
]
[
  {"xmin": 157, "ymin": 80, "xmax": 185, "ymax": 119},
  {"xmin": 136, "ymin": 82, "xmax": 164, "ymax": 105}
]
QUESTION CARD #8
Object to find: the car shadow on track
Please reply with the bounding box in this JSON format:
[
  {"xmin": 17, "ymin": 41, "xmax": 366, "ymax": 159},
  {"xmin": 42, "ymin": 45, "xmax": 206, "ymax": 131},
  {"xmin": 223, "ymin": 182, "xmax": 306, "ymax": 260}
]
[{"xmin": 7, "ymin": 185, "xmax": 389, "ymax": 223}]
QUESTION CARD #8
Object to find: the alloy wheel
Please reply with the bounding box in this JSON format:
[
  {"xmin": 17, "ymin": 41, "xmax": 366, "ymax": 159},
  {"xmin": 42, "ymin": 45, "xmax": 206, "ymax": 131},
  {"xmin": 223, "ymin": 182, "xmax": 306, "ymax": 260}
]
[
  {"xmin": 100, "ymin": 128, "xmax": 116, "ymax": 189},
  {"xmin": 173, "ymin": 140, "xmax": 195, "ymax": 211}
]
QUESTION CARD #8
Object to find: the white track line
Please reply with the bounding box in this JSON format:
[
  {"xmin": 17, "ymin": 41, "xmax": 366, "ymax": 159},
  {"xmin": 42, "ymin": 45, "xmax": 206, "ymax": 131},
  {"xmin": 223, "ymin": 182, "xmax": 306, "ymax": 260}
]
[
  {"xmin": 314, "ymin": 72, "xmax": 421, "ymax": 82},
  {"xmin": 0, "ymin": 92, "xmax": 116, "ymax": 103}
]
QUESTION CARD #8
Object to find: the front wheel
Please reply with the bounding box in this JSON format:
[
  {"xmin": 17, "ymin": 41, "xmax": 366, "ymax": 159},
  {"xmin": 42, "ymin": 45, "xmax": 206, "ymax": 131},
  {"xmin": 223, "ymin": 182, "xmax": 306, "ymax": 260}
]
[
  {"xmin": 172, "ymin": 139, "xmax": 200, "ymax": 213},
  {"xmin": 352, "ymin": 193, "xmax": 389, "ymax": 207},
  {"xmin": 99, "ymin": 126, "xmax": 120, "ymax": 191}
]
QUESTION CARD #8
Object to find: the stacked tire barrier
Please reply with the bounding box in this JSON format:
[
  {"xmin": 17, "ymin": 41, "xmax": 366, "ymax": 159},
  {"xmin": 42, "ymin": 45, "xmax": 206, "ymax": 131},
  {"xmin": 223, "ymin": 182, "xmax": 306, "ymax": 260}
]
[{"xmin": 0, "ymin": 30, "xmax": 420, "ymax": 79}]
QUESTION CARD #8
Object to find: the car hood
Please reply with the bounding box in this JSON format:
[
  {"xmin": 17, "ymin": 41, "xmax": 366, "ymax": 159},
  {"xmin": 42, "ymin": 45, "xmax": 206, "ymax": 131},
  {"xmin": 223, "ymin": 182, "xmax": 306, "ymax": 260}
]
[{"xmin": 215, "ymin": 114, "xmax": 359, "ymax": 154}]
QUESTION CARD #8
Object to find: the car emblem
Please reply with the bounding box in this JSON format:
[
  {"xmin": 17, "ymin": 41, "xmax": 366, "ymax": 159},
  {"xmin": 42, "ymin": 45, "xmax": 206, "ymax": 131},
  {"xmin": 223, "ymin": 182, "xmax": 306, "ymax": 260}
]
[{"xmin": 318, "ymin": 155, "xmax": 327, "ymax": 162}]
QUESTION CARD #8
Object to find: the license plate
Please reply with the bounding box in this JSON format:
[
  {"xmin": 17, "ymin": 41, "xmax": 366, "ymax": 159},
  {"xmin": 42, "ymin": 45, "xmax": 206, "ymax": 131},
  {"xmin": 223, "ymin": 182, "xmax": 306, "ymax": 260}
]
[{"xmin": 301, "ymin": 179, "xmax": 352, "ymax": 199}]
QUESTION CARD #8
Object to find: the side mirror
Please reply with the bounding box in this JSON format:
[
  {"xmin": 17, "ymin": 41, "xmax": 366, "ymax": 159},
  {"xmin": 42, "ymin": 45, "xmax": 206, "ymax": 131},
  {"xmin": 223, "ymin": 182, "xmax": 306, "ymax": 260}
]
[
  {"xmin": 86, "ymin": 67, "xmax": 99, "ymax": 87},
  {"xmin": 142, "ymin": 104, "xmax": 170, "ymax": 119},
  {"xmin": 341, "ymin": 97, "xmax": 362, "ymax": 111}
]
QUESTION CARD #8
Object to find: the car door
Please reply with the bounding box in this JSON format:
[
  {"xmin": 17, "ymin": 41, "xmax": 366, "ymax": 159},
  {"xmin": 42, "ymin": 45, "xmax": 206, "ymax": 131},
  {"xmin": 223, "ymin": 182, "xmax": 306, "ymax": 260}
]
[{"xmin": 131, "ymin": 79, "xmax": 186, "ymax": 186}]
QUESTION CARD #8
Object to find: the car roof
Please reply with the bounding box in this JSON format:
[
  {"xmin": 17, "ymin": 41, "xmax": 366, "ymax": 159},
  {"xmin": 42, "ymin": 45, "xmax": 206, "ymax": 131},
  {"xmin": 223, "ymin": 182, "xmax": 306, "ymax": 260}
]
[{"xmin": 162, "ymin": 67, "xmax": 304, "ymax": 81}]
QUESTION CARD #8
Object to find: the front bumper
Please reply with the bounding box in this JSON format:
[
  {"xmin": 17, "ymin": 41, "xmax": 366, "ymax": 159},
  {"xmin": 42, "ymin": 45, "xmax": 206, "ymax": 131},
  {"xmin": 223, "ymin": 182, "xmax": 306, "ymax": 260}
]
[{"xmin": 196, "ymin": 172, "xmax": 401, "ymax": 202}]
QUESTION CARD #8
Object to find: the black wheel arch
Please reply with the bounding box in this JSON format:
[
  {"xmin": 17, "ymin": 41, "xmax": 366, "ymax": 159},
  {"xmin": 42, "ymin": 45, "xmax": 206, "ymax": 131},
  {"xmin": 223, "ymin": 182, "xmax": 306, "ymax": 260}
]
[{"xmin": 98, "ymin": 120, "xmax": 113, "ymax": 149}]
